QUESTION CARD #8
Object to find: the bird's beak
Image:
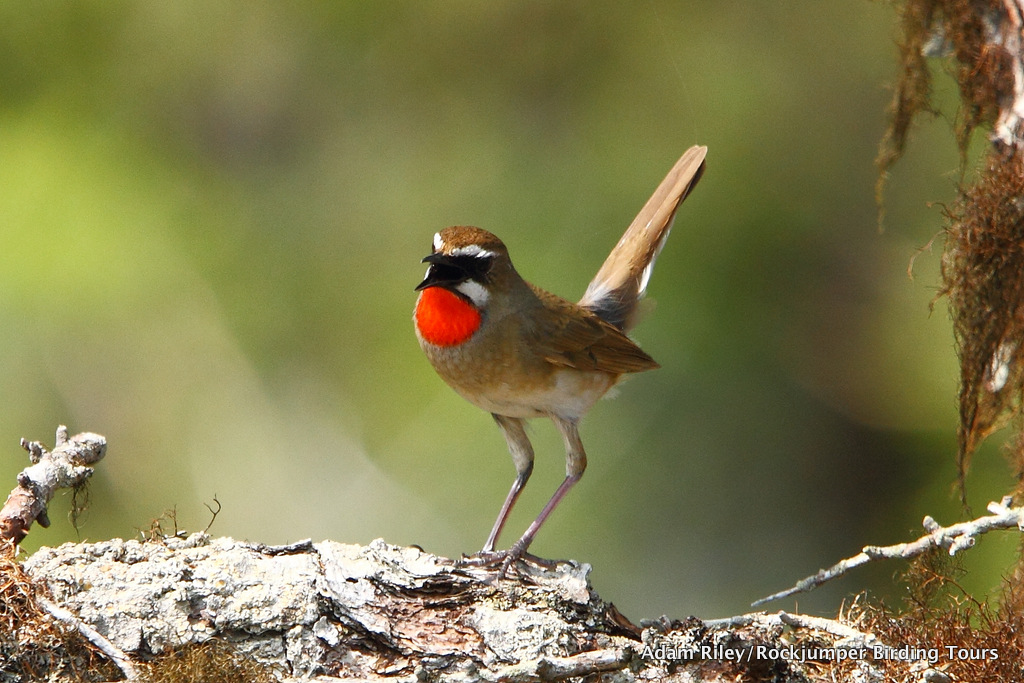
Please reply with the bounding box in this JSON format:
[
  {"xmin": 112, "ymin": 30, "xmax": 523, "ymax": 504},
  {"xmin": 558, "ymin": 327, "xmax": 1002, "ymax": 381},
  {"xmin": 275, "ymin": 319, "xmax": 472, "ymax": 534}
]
[{"xmin": 415, "ymin": 252, "xmax": 457, "ymax": 291}]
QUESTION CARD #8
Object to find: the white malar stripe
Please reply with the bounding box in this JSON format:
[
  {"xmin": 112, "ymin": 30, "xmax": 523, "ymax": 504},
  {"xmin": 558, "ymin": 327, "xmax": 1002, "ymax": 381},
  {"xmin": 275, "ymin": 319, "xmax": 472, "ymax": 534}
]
[
  {"xmin": 455, "ymin": 280, "xmax": 490, "ymax": 307},
  {"xmin": 433, "ymin": 232, "xmax": 445, "ymax": 251},
  {"xmin": 450, "ymin": 244, "xmax": 496, "ymax": 258}
]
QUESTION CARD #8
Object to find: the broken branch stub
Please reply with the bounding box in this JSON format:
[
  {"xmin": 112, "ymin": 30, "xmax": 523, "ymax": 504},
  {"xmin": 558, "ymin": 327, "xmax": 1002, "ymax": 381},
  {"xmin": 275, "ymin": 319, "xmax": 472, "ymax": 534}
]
[{"xmin": 0, "ymin": 426, "xmax": 107, "ymax": 548}]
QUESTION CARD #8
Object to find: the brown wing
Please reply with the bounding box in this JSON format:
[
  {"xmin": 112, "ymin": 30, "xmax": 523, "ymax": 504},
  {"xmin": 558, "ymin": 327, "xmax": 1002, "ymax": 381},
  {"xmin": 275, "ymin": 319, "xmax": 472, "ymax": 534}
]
[{"xmin": 529, "ymin": 286, "xmax": 659, "ymax": 374}]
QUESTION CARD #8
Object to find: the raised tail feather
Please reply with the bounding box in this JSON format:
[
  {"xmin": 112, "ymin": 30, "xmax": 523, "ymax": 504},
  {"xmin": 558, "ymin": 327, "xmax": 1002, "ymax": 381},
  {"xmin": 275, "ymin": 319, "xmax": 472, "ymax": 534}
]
[{"xmin": 579, "ymin": 145, "xmax": 707, "ymax": 332}]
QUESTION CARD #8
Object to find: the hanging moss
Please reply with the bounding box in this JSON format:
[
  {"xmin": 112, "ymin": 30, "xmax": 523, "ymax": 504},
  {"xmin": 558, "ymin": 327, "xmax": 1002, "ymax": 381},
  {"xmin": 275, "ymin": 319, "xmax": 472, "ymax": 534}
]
[
  {"xmin": 942, "ymin": 147, "xmax": 1024, "ymax": 498},
  {"xmin": 882, "ymin": 0, "xmax": 1024, "ymax": 500},
  {"xmin": 878, "ymin": 0, "xmax": 1013, "ymax": 182}
]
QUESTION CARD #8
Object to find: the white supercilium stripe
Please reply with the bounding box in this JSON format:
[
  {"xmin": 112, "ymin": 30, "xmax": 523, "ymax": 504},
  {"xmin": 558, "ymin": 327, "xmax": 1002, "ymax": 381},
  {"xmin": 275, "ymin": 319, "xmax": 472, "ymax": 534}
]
[{"xmin": 450, "ymin": 244, "xmax": 496, "ymax": 258}]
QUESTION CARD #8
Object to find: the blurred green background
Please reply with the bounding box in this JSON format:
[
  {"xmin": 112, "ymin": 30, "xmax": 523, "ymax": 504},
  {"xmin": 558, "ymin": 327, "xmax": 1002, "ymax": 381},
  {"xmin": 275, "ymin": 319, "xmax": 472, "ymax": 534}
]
[{"xmin": 0, "ymin": 1, "xmax": 1017, "ymax": 620}]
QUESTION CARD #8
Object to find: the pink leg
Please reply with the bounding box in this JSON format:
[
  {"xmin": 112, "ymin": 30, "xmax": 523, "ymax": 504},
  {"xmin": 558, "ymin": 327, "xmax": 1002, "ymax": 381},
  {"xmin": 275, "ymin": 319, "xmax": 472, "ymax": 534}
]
[
  {"xmin": 466, "ymin": 415, "xmax": 587, "ymax": 575},
  {"xmin": 502, "ymin": 470, "xmax": 581, "ymax": 567},
  {"xmin": 482, "ymin": 464, "xmax": 532, "ymax": 552},
  {"xmin": 480, "ymin": 414, "xmax": 534, "ymax": 553}
]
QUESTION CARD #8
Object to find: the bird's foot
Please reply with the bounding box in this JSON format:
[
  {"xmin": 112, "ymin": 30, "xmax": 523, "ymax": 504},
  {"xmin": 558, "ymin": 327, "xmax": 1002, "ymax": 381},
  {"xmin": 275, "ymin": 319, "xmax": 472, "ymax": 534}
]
[{"xmin": 459, "ymin": 542, "xmax": 559, "ymax": 577}]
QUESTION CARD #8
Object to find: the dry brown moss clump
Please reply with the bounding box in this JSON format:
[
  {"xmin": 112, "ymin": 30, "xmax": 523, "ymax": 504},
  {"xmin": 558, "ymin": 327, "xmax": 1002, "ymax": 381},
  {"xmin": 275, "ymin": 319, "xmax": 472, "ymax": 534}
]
[
  {"xmin": 844, "ymin": 551, "xmax": 1024, "ymax": 681},
  {"xmin": 138, "ymin": 640, "xmax": 277, "ymax": 683}
]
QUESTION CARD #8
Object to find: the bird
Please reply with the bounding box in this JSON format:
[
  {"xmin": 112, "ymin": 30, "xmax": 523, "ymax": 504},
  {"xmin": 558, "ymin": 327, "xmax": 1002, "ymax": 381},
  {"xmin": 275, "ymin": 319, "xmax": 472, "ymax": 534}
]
[{"xmin": 413, "ymin": 145, "xmax": 707, "ymax": 571}]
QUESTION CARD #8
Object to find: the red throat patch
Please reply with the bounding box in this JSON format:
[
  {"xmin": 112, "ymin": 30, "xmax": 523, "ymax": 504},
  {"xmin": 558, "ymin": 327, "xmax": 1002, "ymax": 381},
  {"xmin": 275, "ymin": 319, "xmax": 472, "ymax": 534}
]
[{"xmin": 415, "ymin": 286, "xmax": 482, "ymax": 346}]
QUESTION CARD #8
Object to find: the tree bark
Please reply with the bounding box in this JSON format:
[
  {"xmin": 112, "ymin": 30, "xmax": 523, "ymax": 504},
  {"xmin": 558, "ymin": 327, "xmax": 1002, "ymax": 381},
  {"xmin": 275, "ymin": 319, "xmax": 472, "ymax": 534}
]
[{"xmin": 15, "ymin": 535, "xmax": 867, "ymax": 682}]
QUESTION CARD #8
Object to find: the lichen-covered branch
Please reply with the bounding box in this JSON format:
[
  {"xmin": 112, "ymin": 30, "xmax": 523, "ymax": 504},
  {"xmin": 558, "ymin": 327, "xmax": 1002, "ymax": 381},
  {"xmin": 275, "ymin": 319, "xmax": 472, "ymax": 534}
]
[
  {"xmin": 0, "ymin": 426, "xmax": 107, "ymax": 547},
  {"xmin": 753, "ymin": 497, "xmax": 1024, "ymax": 606},
  {"xmin": 15, "ymin": 536, "xmax": 883, "ymax": 682}
]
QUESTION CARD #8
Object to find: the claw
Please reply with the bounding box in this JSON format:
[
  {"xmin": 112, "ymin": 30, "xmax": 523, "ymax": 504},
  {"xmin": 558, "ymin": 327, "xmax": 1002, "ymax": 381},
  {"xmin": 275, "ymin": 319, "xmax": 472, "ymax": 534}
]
[{"xmin": 459, "ymin": 545, "xmax": 562, "ymax": 579}]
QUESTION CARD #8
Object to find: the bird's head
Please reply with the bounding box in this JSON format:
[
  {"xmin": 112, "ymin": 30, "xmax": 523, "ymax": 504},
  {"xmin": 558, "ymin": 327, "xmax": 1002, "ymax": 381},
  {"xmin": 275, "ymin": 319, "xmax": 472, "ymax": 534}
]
[{"xmin": 414, "ymin": 226, "xmax": 515, "ymax": 347}]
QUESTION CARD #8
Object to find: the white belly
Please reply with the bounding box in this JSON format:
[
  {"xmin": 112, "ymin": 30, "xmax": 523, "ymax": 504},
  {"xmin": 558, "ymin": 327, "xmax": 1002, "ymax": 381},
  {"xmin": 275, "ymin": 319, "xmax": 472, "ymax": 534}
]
[{"xmin": 452, "ymin": 367, "xmax": 617, "ymax": 420}]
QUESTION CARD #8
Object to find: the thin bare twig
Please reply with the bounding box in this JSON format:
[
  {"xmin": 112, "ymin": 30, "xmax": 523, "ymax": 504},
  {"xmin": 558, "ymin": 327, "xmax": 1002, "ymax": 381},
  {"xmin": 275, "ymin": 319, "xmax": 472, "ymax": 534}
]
[
  {"xmin": 703, "ymin": 610, "xmax": 884, "ymax": 649},
  {"xmin": 38, "ymin": 596, "xmax": 139, "ymax": 681},
  {"xmin": 753, "ymin": 497, "xmax": 1024, "ymax": 606}
]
